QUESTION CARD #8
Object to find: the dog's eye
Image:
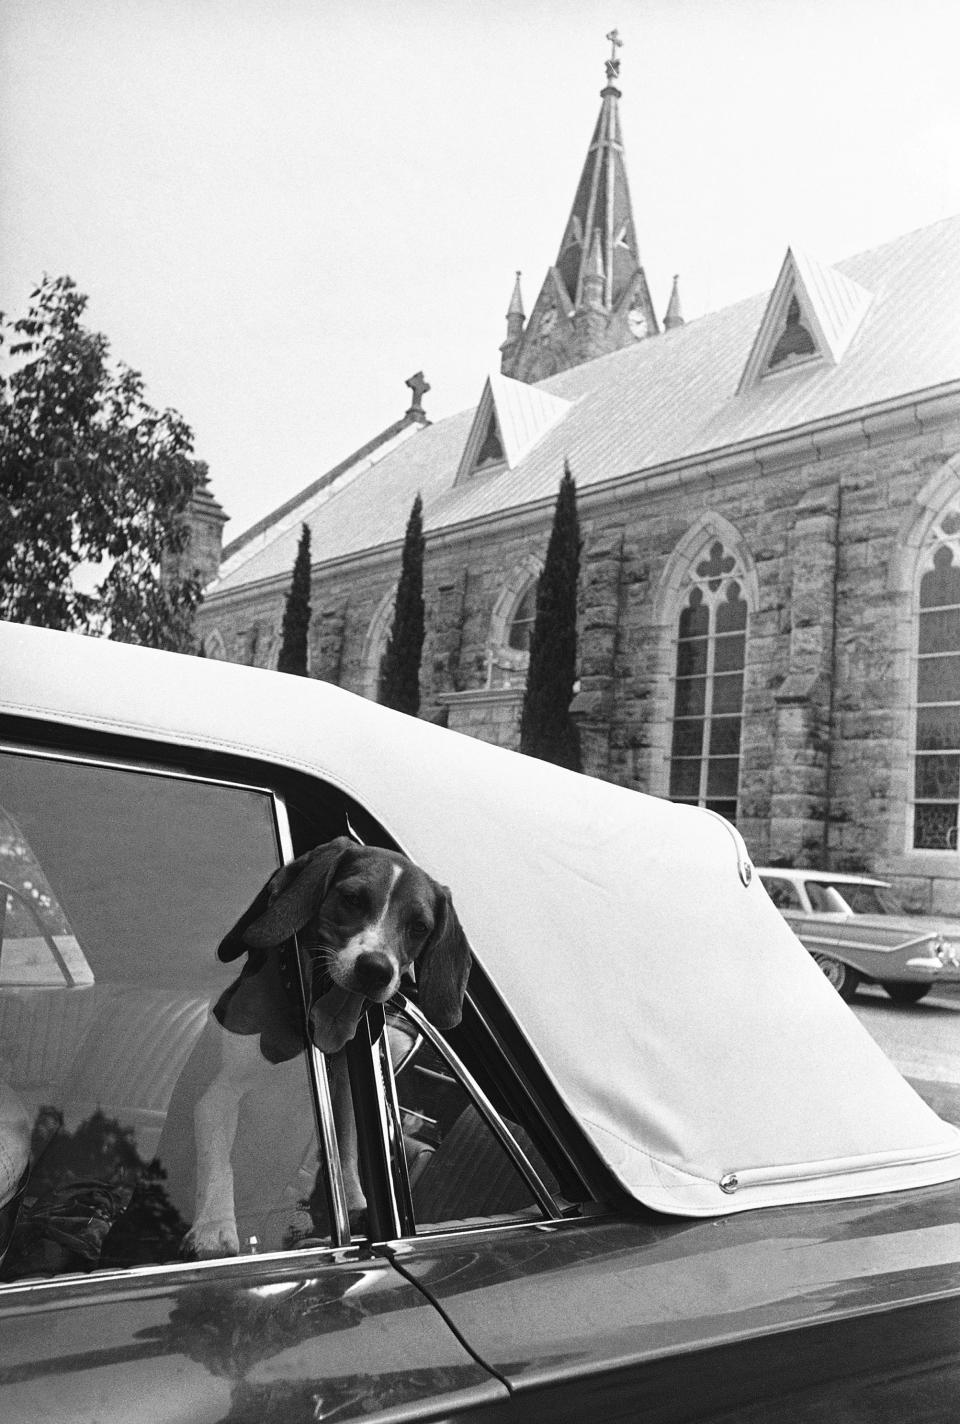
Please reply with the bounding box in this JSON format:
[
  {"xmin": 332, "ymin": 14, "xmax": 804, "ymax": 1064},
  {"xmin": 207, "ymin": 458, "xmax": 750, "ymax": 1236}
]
[
  {"xmin": 337, "ymin": 885, "xmax": 365, "ymax": 911},
  {"xmin": 408, "ymin": 916, "xmax": 431, "ymax": 941}
]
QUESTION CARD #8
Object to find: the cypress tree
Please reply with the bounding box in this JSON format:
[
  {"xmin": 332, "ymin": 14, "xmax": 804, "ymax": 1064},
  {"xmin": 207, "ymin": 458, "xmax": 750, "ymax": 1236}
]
[
  {"xmin": 519, "ymin": 464, "xmax": 582, "ymax": 770},
  {"xmin": 277, "ymin": 524, "xmax": 312, "ymax": 675},
  {"xmin": 378, "ymin": 493, "xmax": 425, "ymax": 715}
]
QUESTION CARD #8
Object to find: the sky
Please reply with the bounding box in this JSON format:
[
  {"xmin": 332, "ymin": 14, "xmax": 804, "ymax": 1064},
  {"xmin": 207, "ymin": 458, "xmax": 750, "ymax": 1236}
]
[{"xmin": 2, "ymin": 0, "xmax": 959, "ymax": 541}]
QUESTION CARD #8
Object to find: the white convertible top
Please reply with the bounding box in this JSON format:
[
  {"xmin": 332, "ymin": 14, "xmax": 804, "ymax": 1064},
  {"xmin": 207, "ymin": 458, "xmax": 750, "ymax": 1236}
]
[{"xmin": 4, "ymin": 621, "xmax": 960, "ymax": 1217}]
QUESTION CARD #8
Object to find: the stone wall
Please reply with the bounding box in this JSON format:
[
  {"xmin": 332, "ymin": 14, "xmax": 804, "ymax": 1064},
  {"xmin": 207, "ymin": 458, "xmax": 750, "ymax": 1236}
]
[{"xmin": 198, "ymin": 403, "xmax": 960, "ymax": 907}]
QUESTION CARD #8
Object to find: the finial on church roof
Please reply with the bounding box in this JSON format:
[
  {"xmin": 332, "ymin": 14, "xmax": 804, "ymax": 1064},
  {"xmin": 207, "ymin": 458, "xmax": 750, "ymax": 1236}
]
[
  {"xmin": 500, "ymin": 272, "xmax": 526, "ymax": 372},
  {"xmin": 405, "ymin": 371, "xmax": 430, "ymax": 422},
  {"xmin": 664, "ymin": 275, "xmax": 685, "ymax": 330},
  {"xmin": 507, "ymin": 271, "xmax": 525, "ymax": 320},
  {"xmin": 604, "ymin": 27, "xmax": 623, "ymax": 91}
]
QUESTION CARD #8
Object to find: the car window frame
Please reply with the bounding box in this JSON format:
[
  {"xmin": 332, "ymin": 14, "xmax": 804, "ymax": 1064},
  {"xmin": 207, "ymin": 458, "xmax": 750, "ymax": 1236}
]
[
  {"xmin": 342, "ymin": 994, "xmax": 575, "ymax": 1245},
  {"xmin": 0, "ymin": 737, "xmax": 358, "ymax": 1293},
  {"xmin": 0, "ymin": 729, "xmax": 604, "ymax": 1290}
]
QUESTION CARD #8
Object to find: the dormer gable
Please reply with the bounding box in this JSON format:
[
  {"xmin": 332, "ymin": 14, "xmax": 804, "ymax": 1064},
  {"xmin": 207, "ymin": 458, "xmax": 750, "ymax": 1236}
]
[
  {"xmin": 737, "ymin": 246, "xmax": 874, "ymax": 393},
  {"xmin": 456, "ymin": 372, "xmax": 573, "ymax": 485}
]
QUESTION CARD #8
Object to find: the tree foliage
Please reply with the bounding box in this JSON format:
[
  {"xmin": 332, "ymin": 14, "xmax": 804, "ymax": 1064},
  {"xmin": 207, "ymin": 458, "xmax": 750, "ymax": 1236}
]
[
  {"xmin": 276, "ymin": 524, "xmax": 312, "ymax": 675},
  {"xmin": 0, "ymin": 275, "xmax": 205, "ymax": 648},
  {"xmin": 378, "ymin": 493, "xmax": 425, "ymax": 715},
  {"xmin": 519, "ymin": 463, "xmax": 582, "ymax": 771}
]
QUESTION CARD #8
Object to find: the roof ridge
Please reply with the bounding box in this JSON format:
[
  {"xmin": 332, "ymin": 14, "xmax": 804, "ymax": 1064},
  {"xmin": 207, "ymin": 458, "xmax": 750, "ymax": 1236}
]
[{"xmin": 833, "ymin": 210, "xmax": 960, "ymax": 271}]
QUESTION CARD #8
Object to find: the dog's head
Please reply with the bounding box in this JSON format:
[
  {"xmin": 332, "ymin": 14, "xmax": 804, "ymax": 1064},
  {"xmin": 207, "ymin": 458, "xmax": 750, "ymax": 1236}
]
[{"xmin": 217, "ymin": 838, "xmax": 472, "ymax": 1051}]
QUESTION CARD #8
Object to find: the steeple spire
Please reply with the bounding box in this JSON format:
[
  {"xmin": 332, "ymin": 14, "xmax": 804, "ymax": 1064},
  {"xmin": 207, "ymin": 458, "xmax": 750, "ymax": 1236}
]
[
  {"xmin": 500, "ymin": 33, "xmax": 660, "ymax": 383},
  {"xmin": 554, "ymin": 31, "xmax": 651, "ymax": 319}
]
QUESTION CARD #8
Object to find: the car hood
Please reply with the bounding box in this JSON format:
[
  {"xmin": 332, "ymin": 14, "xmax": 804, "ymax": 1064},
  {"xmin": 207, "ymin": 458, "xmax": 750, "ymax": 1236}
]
[{"xmin": 3, "ymin": 620, "xmax": 960, "ymax": 1218}]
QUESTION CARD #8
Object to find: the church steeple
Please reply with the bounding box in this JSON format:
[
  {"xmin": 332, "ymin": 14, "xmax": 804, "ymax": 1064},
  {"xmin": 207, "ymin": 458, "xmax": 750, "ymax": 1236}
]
[{"xmin": 501, "ymin": 32, "xmax": 661, "ymax": 384}]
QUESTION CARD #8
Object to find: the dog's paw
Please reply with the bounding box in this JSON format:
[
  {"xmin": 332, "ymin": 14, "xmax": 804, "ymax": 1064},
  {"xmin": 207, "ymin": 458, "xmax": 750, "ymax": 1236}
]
[{"xmin": 184, "ymin": 1219, "xmax": 240, "ymax": 1259}]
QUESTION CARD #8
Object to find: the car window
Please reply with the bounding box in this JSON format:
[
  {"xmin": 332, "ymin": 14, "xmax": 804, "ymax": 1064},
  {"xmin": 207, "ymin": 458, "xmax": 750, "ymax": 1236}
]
[
  {"xmin": 0, "ymin": 749, "xmax": 328, "ymax": 1283},
  {"xmin": 382, "ymin": 1004, "xmax": 560, "ymax": 1232},
  {"xmin": 805, "ymin": 882, "xmax": 852, "ymax": 913},
  {"xmin": 835, "ymin": 883, "xmax": 897, "ymax": 915},
  {"xmin": 760, "ymin": 877, "xmax": 803, "ymax": 911}
]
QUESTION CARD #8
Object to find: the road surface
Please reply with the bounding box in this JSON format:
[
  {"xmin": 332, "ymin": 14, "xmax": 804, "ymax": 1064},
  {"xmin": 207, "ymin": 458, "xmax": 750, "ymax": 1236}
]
[{"xmin": 853, "ymin": 984, "xmax": 960, "ymax": 1124}]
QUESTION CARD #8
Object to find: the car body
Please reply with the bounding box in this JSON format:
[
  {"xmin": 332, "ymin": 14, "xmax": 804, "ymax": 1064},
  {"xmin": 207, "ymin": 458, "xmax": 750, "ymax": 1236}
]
[
  {"xmin": 758, "ymin": 866, "xmax": 960, "ymax": 1003},
  {"xmin": 2, "ymin": 620, "xmax": 960, "ymax": 1423}
]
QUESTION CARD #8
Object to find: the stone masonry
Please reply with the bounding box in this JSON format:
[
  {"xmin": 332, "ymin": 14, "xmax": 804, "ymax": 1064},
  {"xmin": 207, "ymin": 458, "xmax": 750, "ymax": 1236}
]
[{"xmin": 198, "ymin": 397, "xmax": 960, "ymax": 914}]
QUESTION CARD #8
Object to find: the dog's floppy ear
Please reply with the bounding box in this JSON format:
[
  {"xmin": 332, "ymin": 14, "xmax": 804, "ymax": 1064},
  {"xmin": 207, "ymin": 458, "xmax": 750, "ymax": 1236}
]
[
  {"xmin": 217, "ymin": 838, "xmax": 354, "ymax": 960},
  {"xmin": 217, "ymin": 867, "xmax": 294, "ymax": 962},
  {"xmin": 415, "ymin": 883, "xmax": 472, "ymax": 1029}
]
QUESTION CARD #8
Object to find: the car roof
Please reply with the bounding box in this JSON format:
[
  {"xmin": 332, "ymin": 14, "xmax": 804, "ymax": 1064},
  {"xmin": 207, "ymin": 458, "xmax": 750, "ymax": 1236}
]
[
  {"xmin": 758, "ymin": 867, "xmax": 890, "ymax": 888},
  {"xmin": 3, "ymin": 619, "xmax": 959, "ymax": 1218}
]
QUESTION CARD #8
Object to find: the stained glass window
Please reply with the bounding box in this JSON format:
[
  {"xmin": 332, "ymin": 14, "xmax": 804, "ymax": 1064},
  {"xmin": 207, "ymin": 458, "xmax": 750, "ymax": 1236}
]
[
  {"xmin": 914, "ymin": 540, "xmax": 960, "ymax": 850},
  {"xmin": 669, "ymin": 541, "xmax": 747, "ymax": 824}
]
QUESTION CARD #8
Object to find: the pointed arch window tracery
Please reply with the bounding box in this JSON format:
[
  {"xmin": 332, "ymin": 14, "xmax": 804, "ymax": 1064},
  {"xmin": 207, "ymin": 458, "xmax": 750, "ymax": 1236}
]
[
  {"xmin": 668, "ymin": 539, "xmax": 748, "ymax": 823},
  {"xmin": 913, "ymin": 509, "xmax": 960, "ymax": 850},
  {"xmin": 487, "ymin": 557, "xmax": 543, "ymax": 689}
]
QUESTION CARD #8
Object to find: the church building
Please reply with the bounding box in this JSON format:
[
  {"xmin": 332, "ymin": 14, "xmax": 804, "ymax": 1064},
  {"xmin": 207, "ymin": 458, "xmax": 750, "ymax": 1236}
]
[{"xmin": 194, "ymin": 42, "xmax": 960, "ymax": 913}]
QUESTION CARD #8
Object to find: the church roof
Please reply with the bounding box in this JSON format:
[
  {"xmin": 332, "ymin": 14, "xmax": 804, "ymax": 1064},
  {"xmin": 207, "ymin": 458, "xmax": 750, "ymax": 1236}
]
[{"xmin": 207, "ymin": 214, "xmax": 960, "ymax": 598}]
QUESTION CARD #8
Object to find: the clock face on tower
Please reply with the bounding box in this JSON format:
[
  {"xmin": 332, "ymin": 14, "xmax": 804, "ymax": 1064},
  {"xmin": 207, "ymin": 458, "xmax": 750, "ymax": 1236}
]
[{"xmin": 628, "ymin": 308, "xmax": 647, "ymax": 339}]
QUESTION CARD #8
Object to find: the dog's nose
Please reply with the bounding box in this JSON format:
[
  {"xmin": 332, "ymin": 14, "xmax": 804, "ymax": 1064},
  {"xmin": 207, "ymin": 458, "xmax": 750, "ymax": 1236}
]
[{"xmin": 354, "ymin": 950, "xmax": 394, "ymax": 994}]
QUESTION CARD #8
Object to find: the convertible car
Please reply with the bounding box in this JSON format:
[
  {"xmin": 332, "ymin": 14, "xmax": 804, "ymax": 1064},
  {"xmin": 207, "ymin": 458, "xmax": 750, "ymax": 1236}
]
[{"xmin": 2, "ymin": 620, "xmax": 960, "ymax": 1423}]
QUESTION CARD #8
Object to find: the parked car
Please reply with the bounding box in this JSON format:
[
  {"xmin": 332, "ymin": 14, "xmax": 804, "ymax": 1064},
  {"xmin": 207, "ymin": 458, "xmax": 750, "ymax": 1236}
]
[
  {"xmin": 758, "ymin": 867, "xmax": 960, "ymax": 1003},
  {"xmin": 3, "ymin": 620, "xmax": 960, "ymax": 1423}
]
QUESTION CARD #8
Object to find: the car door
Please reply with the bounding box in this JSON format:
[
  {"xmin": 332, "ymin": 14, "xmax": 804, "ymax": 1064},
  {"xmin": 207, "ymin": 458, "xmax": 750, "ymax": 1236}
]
[{"xmin": 0, "ymin": 737, "xmax": 505, "ymax": 1424}]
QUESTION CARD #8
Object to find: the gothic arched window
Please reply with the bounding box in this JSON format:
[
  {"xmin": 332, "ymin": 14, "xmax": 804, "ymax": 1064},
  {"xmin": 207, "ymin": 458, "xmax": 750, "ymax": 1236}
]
[
  {"xmin": 668, "ymin": 540, "xmax": 748, "ymax": 823},
  {"xmin": 914, "ymin": 525, "xmax": 960, "ymax": 850},
  {"xmin": 507, "ymin": 579, "xmax": 538, "ymax": 652},
  {"xmin": 486, "ymin": 558, "xmax": 543, "ymax": 689},
  {"xmin": 361, "ymin": 591, "xmax": 396, "ymax": 700}
]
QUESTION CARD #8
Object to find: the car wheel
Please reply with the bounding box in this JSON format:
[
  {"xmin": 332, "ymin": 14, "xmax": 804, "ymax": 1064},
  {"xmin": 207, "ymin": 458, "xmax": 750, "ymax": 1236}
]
[
  {"xmin": 881, "ymin": 981, "xmax": 932, "ymax": 1004},
  {"xmin": 811, "ymin": 954, "xmax": 860, "ymax": 1002}
]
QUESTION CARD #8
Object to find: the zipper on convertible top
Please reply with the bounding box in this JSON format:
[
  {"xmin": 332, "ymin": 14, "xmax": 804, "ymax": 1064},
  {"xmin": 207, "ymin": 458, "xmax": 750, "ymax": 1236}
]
[{"xmin": 718, "ymin": 1137, "xmax": 960, "ymax": 1195}]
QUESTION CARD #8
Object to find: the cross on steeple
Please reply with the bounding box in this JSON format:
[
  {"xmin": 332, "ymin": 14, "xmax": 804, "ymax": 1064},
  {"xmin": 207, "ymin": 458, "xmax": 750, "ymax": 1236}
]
[{"xmin": 605, "ymin": 28, "xmax": 623, "ymax": 83}]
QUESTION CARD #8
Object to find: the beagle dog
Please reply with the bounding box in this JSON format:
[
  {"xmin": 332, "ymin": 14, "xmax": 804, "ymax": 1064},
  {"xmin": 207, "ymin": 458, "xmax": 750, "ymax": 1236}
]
[{"xmin": 179, "ymin": 838, "xmax": 470, "ymax": 1258}]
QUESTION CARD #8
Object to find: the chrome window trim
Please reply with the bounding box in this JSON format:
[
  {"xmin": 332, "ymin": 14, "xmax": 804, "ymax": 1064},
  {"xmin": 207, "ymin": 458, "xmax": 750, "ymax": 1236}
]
[
  {"xmin": 0, "ymin": 738, "xmax": 278, "ymax": 798},
  {"xmin": 0, "ymin": 1239, "xmax": 365, "ymax": 1299},
  {"xmin": 383, "ymin": 995, "xmax": 560, "ymax": 1231},
  {"xmin": 372, "ymin": 1025, "xmax": 416, "ymax": 1238},
  {"xmin": 0, "ymin": 738, "xmax": 353, "ymax": 1284},
  {"xmin": 376, "ymin": 1017, "xmax": 419, "ymax": 1238}
]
